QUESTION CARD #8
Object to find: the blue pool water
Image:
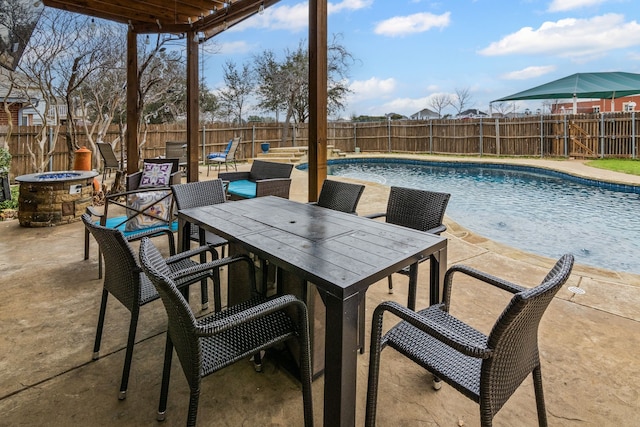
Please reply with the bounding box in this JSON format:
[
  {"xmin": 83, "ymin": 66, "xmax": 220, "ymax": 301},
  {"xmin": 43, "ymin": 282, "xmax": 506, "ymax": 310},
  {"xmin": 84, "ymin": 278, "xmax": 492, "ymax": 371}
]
[{"xmin": 311, "ymin": 158, "xmax": 640, "ymax": 274}]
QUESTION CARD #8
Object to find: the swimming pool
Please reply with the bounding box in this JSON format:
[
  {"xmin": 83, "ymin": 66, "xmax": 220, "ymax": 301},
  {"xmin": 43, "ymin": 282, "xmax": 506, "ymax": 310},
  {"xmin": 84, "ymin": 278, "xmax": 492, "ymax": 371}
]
[{"xmin": 301, "ymin": 158, "xmax": 640, "ymax": 274}]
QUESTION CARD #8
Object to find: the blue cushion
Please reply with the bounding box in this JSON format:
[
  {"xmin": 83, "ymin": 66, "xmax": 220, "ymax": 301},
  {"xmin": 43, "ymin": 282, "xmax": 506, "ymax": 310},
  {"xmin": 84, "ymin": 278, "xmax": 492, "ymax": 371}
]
[
  {"xmin": 227, "ymin": 179, "xmax": 256, "ymax": 199},
  {"xmin": 101, "ymin": 216, "xmax": 178, "ymax": 237},
  {"xmin": 207, "ymin": 140, "xmax": 233, "ymax": 159}
]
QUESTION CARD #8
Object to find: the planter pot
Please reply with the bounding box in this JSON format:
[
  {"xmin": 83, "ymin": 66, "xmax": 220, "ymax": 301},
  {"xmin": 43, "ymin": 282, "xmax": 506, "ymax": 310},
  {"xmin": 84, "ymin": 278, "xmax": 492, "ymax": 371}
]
[{"xmin": 261, "ymin": 143, "xmax": 270, "ymax": 154}]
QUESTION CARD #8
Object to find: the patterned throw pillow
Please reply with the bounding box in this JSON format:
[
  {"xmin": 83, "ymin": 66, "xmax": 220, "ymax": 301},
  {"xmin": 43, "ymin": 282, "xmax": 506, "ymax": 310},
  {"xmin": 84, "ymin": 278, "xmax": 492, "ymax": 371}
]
[
  {"xmin": 125, "ymin": 190, "xmax": 172, "ymax": 232},
  {"xmin": 139, "ymin": 162, "xmax": 173, "ymax": 188}
]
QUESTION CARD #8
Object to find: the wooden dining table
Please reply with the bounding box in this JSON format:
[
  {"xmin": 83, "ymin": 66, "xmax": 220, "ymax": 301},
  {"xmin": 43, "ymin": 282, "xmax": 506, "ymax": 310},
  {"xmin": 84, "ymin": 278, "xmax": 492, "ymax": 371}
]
[{"xmin": 177, "ymin": 196, "xmax": 447, "ymax": 427}]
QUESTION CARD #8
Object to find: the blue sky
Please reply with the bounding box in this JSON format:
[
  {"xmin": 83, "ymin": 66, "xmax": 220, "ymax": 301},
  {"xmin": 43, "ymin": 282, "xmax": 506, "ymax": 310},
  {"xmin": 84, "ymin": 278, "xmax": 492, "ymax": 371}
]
[{"xmin": 201, "ymin": 0, "xmax": 640, "ymax": 119}]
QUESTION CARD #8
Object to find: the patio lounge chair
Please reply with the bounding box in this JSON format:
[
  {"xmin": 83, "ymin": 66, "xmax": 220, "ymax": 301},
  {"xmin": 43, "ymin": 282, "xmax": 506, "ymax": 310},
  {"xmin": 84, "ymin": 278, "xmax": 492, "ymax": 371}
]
[
  {"xmin": 365, "ymin": 254, "xmax": 575, "ymax": 427},
  {"xmin": 139, "ymin": 237, "xmax": 314, "ymax": 427},
  {"xmin": 82, "ymin": 214, "xmax": 219, "ymax": 401},
  {"xmin": 164, "ymin": 141, "xmax": 188, "ymax": 175},
  {"xmin": 96, "ymin": 142, "xmax": 125, "ymax": 182},
  {"xmin": 206, "ymin": 137, "xmax": 241, "ymax": 175},
  {"xmin": 219, "ymin": 159, "xmax": 293, "ymax": 200}
]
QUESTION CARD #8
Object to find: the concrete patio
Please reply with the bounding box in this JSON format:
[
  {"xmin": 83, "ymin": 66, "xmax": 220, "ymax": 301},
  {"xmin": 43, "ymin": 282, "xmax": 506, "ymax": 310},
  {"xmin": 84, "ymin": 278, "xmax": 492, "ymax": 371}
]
[{"xmin": 1, "ymin": 156, "xmax": 639, "ymax": 426}]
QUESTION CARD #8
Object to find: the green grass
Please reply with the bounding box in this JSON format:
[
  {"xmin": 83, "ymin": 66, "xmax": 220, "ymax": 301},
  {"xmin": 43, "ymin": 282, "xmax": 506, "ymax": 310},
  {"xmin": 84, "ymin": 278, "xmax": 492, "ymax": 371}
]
[{"xmin": 585, "ymin": 158, "xmax": 640, "ymax": 176}]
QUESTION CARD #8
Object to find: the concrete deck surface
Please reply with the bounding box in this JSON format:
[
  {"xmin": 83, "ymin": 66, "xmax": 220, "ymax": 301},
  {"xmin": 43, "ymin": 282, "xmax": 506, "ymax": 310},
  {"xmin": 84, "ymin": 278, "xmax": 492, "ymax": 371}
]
[{"xmin": 1, "ymin": 155, "xmax": 639, "ymax": 426}]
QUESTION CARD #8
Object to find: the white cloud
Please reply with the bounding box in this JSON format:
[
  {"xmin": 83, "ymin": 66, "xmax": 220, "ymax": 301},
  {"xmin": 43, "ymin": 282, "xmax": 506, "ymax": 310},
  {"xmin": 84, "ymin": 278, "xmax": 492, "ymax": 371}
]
[
  {"xmin": 478, "ymin": 14, "xmax": 640, "ymax": 60},
  {"xmin": 348, "ymin": 77, "xmax": 397, "ymax": 101},
  {"xmin": 329, "ymin": 0, "xmax": 374, "ymax": 14},
  {"xmin": 501, "ymin": 65, "xmax": 557, "ymax": 80},
  {"xmin": 547, "ymin": 0, "xmax": 609, "ymax": 12},
  {"xmin": 235, "ymin": 3, "xmax": 309, "ymax": 32},
  {"xmin": 216, "ymin": 40, "xmax": 254, "ymax": 55},
  {"xmin": 235, "ymin": 0, "xmax": 372, "ymax": 32},
  {"xmin": 374, "ymin": 12, "xmax": 451, "ymax": 37}
]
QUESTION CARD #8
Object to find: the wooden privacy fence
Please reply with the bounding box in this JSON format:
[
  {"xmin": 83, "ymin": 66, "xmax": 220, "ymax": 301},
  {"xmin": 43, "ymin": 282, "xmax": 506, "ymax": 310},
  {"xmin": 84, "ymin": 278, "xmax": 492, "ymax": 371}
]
[{"xmin": 3, "ymin": 112, "xmax": 639, "ymax": 180}]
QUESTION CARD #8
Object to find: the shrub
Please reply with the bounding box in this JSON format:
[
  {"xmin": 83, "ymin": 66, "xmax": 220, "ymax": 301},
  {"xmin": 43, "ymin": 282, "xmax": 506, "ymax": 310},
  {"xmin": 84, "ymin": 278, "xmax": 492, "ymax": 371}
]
[
  {"xmin": 0, "ymin": 185, "xmax": 18, "ymax": 211},
  {"xmin": 0, "ymin": 147, "xmax": 10, "ymax": 174}
]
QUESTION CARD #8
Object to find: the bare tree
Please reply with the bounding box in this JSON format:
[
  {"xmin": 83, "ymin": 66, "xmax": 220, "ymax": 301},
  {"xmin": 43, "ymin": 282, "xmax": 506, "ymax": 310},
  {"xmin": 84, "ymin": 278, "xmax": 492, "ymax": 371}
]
[
  {"xmin": 218, "ymin": 60, "xmax": 253, "ymax": 124},
  {"xmin": 252, "ymin": 35, "xmax": 354, "ymax": 144},
  {"xmin": 429, "ymin": 93, "xmax": 452, "ymax": 118},
  {"xmin": 452, "ymin": 87, "xmax": 473, "ymax": 115},
  {"xmin": 491, "ymin": 101, "xmax": 516, "ymax": 117}
]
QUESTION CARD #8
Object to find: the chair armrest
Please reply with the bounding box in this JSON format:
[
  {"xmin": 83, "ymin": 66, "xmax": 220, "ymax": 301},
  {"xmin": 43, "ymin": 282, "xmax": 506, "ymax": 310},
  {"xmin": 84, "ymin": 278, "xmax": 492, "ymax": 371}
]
[
  {"xmin": 426, "ymin": 224, "xmax": 447, "ymax": 235},
  {"xmin": 218, "ymin": 171, "xmax": 250, "ymax": 182},
  {"xmin": 442, "ymin": 264, "xmax": 525, "ymax": 309},
  {"xmin": 168, "ymin": 254, "xmax": 255, "ymax": 287},
  {"xmin": 195, "ymin": 294, "xmax": 307, "ymax": 337},
  {"xmin": 126, "ymin": 227, "xmax": 176, "ymax": 254},
  {"xmin": 364, "ymin": 212, "xmax": 386, "ymax": 220},
  {"xmin": 86, "ymin": 205, "xmax": 104, "ymax": 219},
  {"xmin": 126, "ymin": 171, "xmax": 142, "ymax": 191},
  {"xmin": 255, "ymin": 178, "xmax": 292, "ymax": 198},
  {"xmin": 373, "ymin": 301, "xmax": 492, "ymax": 359},
  {"xmin": 165, "ymin": 244, "xmax": 219, "ymax": 264}
]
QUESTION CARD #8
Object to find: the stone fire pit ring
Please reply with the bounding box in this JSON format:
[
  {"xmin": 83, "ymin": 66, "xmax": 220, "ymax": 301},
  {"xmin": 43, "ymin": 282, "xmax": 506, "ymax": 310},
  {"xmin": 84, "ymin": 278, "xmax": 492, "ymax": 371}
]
[{"xmin": 16, "ymin": 170, "xmax": 98, "ymax": 227}]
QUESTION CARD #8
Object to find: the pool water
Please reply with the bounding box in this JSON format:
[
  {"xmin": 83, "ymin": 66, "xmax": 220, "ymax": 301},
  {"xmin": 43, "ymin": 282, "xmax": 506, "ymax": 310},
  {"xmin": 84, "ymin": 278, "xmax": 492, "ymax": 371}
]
[{"xmin": 323, "ymin": 159, "xmax": 640, "ymax": 274}]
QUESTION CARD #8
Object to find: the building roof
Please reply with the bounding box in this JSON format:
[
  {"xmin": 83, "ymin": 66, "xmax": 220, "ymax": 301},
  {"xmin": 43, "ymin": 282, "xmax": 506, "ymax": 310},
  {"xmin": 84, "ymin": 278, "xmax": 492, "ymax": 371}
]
[{"xmin": 492, "ymin": 72, "xmax": 640, "ymax": 102}]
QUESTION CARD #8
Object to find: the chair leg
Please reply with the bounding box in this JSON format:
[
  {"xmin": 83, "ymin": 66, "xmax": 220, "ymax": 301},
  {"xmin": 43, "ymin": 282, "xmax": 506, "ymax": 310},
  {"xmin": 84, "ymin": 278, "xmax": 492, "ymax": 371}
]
[
  {"xmin": 295, "ymin": 300, "xmax": 314, "ymax": 427},
  {"xmin": 119, "ymin": 308, "xmax": 140, "ymax": 400},
  {"xmin": 92, "ymin": 289, "xmax": 109, "ymax": 360},
  {"xmin": 387, "ymin": 275, "xmax": 393, "ymax": 294},
  {"xmin": 187, "ymin": 388, "xmax": 201, "ymax": 427},
  {"xmin": 157, "ymin": 334, "xmax": 174, "ymax": 421},
  {"xmin": 365, "ymin": 306, "xmax": 386, "ymax": 427},
  {"xmin": 407, "ymin": 263, "xmax": 418, "ymax": 310},
  {"xmin": 84, "ymin": 228, "xmax": 90, "ymax": 260},
  {"xmin": 199, "ymin": 251, "xmax": 209, "ymax": 311},
  {"xmin": 532, "ymin": 366, "xmax": 548, "ymax": 427}
]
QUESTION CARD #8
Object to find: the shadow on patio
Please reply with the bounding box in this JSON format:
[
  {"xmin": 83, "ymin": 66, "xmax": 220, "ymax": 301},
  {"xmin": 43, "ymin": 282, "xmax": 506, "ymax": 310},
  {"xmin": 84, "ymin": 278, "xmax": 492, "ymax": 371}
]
[{"xmin": 1, "ymin": 159, "xmax": 639, "ymax": 426}]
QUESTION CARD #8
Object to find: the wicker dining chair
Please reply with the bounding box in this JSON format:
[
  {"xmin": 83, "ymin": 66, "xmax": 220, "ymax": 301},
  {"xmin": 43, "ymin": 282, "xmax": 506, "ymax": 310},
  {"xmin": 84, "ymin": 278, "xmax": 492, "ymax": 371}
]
[
  {"xmin": 366, "ymin": 186, "xmax": 451, "ymax": 296},
  {"xmin": 310, "ymin": 179, "xmax": 365, "ymax": 214},
  {"xmin": 365, "ymin": 254, "xmax": 574, "ymax": 427},
  {"xmin": 139, "ymin": 237, "xmax": 314, "ymax": 427},
  {"xmin": 171, "ymin": 179, "xmax": 229, "ymax": 311},
  {"xmin": 82, "ymin": 214, "xmax": 219, "ymax": 400}
]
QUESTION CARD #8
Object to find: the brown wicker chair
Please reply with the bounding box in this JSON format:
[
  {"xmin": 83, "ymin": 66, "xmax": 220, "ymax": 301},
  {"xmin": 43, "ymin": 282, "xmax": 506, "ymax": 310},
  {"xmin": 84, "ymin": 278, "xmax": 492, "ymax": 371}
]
[
  {"xmin": 84, "ymin": 158, "xmax": 182, "ymax": 278},
  {"xmin": 82, "ymin": 214, "xmax": 219, "ymax": 401},
  {"xmin": 366, "ymin": 186, "xmax": 450, "ymax": 296},
  {"xmin": 310, "ymin": 179, "xmax": 365, "ymax": 214},
  {"xmin": 171, "ymin": 179, "xmax": 229, "ymax": 311},
  {"xmin": 139, "ymin": 237, "xmax": 314, "ymax": 427},
  {"xmin": 365, "ymin": 254, "xmax": 575, "ymax": 427}
]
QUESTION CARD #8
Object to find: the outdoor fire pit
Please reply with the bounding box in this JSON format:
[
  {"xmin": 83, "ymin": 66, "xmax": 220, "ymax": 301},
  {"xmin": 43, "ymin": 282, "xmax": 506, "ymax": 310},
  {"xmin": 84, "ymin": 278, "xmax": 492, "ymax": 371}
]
[{"xmin": 15, "ymin": 171, "xmax": 98, "ymax": 227}]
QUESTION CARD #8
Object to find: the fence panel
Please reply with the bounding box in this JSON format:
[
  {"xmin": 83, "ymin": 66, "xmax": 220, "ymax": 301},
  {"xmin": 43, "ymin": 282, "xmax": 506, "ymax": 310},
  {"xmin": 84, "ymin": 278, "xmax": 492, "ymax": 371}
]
[{"xmin": 3, "ymin": 113, "xmax": 638, "ymax": 180}]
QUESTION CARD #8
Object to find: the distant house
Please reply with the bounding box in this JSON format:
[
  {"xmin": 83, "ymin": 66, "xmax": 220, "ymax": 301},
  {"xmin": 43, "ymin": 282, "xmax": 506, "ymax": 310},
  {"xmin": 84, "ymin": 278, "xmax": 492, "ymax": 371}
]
[
  {"xmin": 0, "ymin": 68, "xmax": 42, "ymax": 126},
  {"xmin": 550, "ymin": 94, "xmax": 640, "ymax": 114},
  {"xmin": 456, "ymin": 109, "xmax": 489, "ymax": 119},
  {"xmin": 410, "ymin": 108, "xmax": 439, "ymax": 120}
]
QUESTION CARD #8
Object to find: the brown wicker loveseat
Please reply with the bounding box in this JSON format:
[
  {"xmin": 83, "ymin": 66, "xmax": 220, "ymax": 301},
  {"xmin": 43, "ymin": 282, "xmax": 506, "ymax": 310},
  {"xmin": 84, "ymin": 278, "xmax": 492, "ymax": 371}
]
[{"xmin": 219, "ymin": 160, "xmax": 293, "ymax": 200}]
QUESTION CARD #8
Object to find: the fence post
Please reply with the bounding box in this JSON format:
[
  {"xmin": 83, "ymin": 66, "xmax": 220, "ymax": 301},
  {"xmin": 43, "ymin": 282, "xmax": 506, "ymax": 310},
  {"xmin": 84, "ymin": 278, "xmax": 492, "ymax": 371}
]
[
  {"xmin": 429, "ymin": 120, "xmax": 433, "ymax": 154},
  {"xmin": 387, "ymin": 118, "xmax": 391, "ymax": 152},
  {"xmin": 353, "ymin": 123, "xmax": 357, "ymax": 152},
  {"xmin": 48, "ymin": 126, "xmax": 53, "ymax": 171},
  {"xmin": 479, "ymin": 117, "xmax": 483, "ymax": 157},
  {"xmin": 599, "ymin": 114, "xmax": 605, "ymax": 158},
  {"xmin": 495, "ymin": 118, "xmax": 501, "ymax": 156},
  {"xmin": 251, "ymin": 124, "xmax": 255, "ymax": 159},
  {"xmin": 540, "ymin": 114, "xmax": 544, "ymax": 158},
  {"xmin": 563, "ymin": 115, "xmax": 568, "ymax": 157},
  {"xmin": 201, "ymin": 126, "xmax": 206, "ymax": 164},
  {"xmin": 632, "ymin": 112, "xmax": 637, "ymax": 159}
]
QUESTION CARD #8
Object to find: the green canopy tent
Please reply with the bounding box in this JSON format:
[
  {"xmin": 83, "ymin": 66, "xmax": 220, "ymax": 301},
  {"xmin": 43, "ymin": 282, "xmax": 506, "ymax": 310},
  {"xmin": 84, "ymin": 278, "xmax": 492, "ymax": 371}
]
[{"xmin": 492, "ymin": 72, "xmax": 640, "ymax": 113}]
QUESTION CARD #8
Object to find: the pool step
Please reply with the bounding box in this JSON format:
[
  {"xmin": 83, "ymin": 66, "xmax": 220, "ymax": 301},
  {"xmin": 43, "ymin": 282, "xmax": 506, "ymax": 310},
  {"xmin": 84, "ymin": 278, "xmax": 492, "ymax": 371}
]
[{"xmin": 253, "ymin": 145, "xmax": 346, "ymax": 163}]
